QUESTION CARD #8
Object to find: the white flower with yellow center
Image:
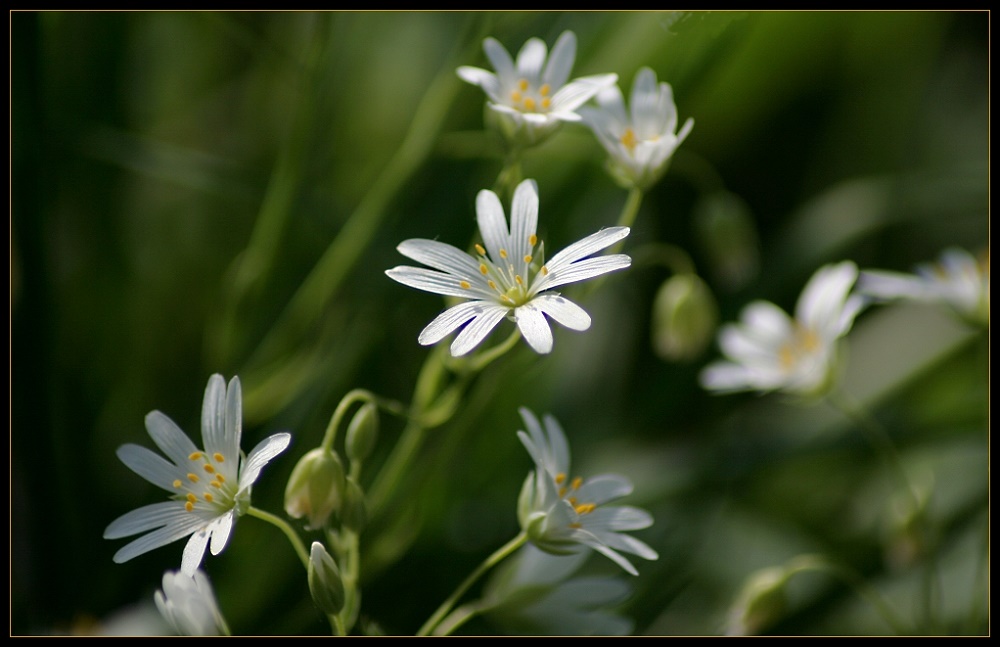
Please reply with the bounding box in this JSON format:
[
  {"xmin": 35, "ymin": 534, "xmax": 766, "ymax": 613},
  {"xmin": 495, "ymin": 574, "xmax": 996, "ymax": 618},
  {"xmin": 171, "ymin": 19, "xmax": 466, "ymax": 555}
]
[
  {"xmin": 580, "ymin": 66, "xmax": 694, "ymax": 190},
  {"xmin": 700, "ymin": 261, "xmax": 865, "ymax": 397},
  {"xmin": 858, "ymin": 246, "xmax": 989, "ymax": 326},
  {"xmin": 516, "ymin": 407, "xmax": 658, "ymax": 576},
  {"xmin": 457, "ymin": 30, "xmax": 617, "ymax": 145},
  {"xmin": 105, "ymin": 374, "xmax": 291, "ymax": 576},
  {"xmin": 385, "ymin": 179, "xmax": 631, "ymax": 356},
  {"xmin": 154, "ymin": 569, "xmax": 229, "ymax": 636}
]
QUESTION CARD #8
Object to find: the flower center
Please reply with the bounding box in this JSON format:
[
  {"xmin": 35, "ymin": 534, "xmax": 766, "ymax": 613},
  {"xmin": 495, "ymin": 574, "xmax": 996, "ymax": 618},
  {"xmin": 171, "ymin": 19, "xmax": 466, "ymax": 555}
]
[
  {"xmin": 173, "ymin": 451, "xmax": 237, "ymax": 512},
  {"xmin": 777, "ymin": 327, "xmax": 821, "ymax": 371},
  {"xmin": 620, "ymin": 127, "xmax": 638, "ymax": 153},
  {"xmin": 509, "ymin": 78, "xmax": 553, "ymax": 113},
  {"xmin": 554, "ymin": 472, "xmax": 596, "ymax": 529},
  {"xmin": 468, "ymin": 234, "xmax": 549, "ymax": 307}
]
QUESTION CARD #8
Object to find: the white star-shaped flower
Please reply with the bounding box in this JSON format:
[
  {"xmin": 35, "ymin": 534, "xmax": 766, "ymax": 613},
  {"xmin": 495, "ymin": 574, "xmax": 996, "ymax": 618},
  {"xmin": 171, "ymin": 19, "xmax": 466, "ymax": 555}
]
[
  {"xmin": 385, "ymin": 179, "xmax": 631, "ymax": 356},
  {"xmin": 154, "ymin": 569, "xmax": 228, "ymax": 636},
  {"xmin": 858, "ymin": 246, "xmax": 989, "ymax": 326},
  {"xmin": 700, "ymin": 261, "xmax": 865, "ymax": 397},
  {"xmin": 580, "ymin": 66, "xmax": 694, "ymax": 190},
  {"xmin": 457, "ymin": 30, "xmax": 617, "ymax": 145},
  {"xmin": 516, "ymin": 407, "xmax": 658, "ymax": 576},
  {"xmin": 105, "ymin": 374, "xmax": 291, "ymax": 576}
]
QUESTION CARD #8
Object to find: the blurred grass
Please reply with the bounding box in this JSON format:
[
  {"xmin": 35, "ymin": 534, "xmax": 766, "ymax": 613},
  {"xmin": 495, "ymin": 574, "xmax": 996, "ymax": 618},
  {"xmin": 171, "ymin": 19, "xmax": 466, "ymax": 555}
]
[{"xmin": 11, "ymin": 10, "xmax": 988, "ymax": 636}]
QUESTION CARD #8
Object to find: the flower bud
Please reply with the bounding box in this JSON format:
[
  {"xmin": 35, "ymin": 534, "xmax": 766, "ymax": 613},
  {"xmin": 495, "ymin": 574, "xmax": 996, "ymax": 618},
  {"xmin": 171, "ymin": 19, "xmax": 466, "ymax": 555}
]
[
  {"xmin": 284, "ymin": 447, "xmax": 345, "ymax": 529},
  {"xmin": 693, "ymin": 191, "xmax": 760, "ymax": 291},
  {"xmin": 340, "ymin": 476, "xmax": 368, "ymax": 533},
  {"xmin": 345, "ymin": 402, "xmax": 379, "ymax": 465},
  {"xmin": 651, "ymin": 273, "xmax": 719, "ymax": 362},
  {"xmin": 308, "ymin": 542, "xmax": 345, "ymax": 615}
]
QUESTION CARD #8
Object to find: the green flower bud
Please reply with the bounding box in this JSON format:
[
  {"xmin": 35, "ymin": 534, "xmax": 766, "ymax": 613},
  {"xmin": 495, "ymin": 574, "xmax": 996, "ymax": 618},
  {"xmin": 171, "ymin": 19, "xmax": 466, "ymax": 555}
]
[
  {"xmin": 308, "ymin": 542, "xmax": 345, "ymax": 615},
  {"xmin": 340, "ymin": 476, "xmax": 368, "ymax": 533},
  {"xmin": 651, "ymin": 273, "xmax": 719, "ymax": 362},
  {"xmin": 284, "ymin": 448, "xmax": 345, "ymax": 529},
  {"xmin": 345, "ymin": 402, "xmax": 379, "ymax": 465},
  {"xmin": 693, "ymin": 191, "xmax": 760, "ymax": 292}
]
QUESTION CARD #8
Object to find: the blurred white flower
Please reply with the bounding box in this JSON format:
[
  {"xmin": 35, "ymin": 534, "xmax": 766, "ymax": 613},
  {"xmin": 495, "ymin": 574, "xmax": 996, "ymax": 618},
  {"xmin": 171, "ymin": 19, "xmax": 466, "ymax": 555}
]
[
  {"xmin": 386, "ymin": 179, "xmax": 631, "ymax": 356},
  {"xmin": 700, "ymin": 261, "xmax": 865, "ymax": 397},
  {"xmin": 580, "ymin": 66, "xmax": 694, "ymax": 190},
  {"xmin": 154, "ymin": 569, "xmax": 229, "ymax": 636},
  {"xmin": 516, "ymin": 407, "xmax": 657, "ymax": 576},
  {"xmin": 105, "ymin": 374, "xmax": 291, "ymax": 575},
  {"xmin": 858, "ymin": 246, "xmax": 989, "ymax": 326},
  {"xmin": 457, "ymin": 30, "xmax": 617, "ymax": 146}
]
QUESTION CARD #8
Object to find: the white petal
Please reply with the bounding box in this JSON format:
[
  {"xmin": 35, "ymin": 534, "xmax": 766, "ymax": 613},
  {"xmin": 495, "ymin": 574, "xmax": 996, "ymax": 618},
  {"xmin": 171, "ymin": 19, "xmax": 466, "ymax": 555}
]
[
  {"xmin": 450, "ymin": 305, "xmax": 509, "ymax": 357},
  {"xmin": 795, "ymin": 261, "xmax": 858, "ymax": 333},
  {"xmin": 456, "ymin": 66, "xmax": 501, "ymax": 101},
  {"xmin": 575, "ymin": 475, "xmax": 633, "ymax": 506},
  {"xmin": 514, "ymin": 302, "xmax": 554, "ymax": 354},
  {"xmin": 589, "ymin": 528, "xmax": 659, "ymax": 561},
  {"xmin": 541, "ymin": 413, "xmax": 571, "ymax": 477},
  {"xmin": 386, "ymin": 266, "xmax": 479, "ymax": 299},
  {"xmin": 737, "ymin": 301, "xmax": 794, "ymax": 347},
  {"xmin": 396, "ymin": 239, "xmax": 481, "ymax": 276},
  {"xmin": 476, "ymin": 189, "xmax": 510, "ymax": 262},
  {"xmin": 581, "ymin": 538, "xmax": 639, "ymax": 576},
  {"xmin": 145, "ymin": 411, "xmax": 199, "ymax": 467},
  {"xmin": 550, "ymin": 74, "xmax": 618, "ymax": 114},
  {"xmin": 200, "ymin": 374, "xmax": 226, "ymax": 458},
  {"xmin": 531, "ymin": 293, "xmax": 591, "ymax": 331},
  {"xmin": 586, "ymin": 505, "xmax": 652, "ymax": 531},
  {"xmin": 181, "ymin": 529, "xmax": 211, "ymax": 576},
  {"xmin": 509, "ymin": 179, "xmax": 539, "ymax": 274},
  {"xmin": 542, "ymin": 30, "xmax": 576, "ymax": 89},
  {"xmin": 534, "ymin": 255, "xmax": 631, "ymax": 292},
  {"xmin": 546, "ymin": 227, "xmax": 630, "ymax": 271},
  {"xmin": 699, "ymin": 361, "xmax": 758, "ymax": 393},
  {"xmin": 222, "ymin": 376, "xmax": 242, "ymax": 461},
  {"xmin": 515, "ymin": 37, "xmax": 547, "ymax": 80},
  {"xmin": 418, "ymin": 301, "xmax": 498, "ymax": 345},
  {"xmin": 208, "ymin": 511, "xmax": 235, "ymax": 556},
  {"xmin": 238, "ymin": 432, "xmax": 292, "ymax": 491},
  {"xmin": 116, "ymin": 444, "xmax": 184, "ymax": 492},
  {"xmin": 105, "ymin": 500, "xmax": 195, "ymax": 539},
  {"xmin": 483, "ymin": 37, "xmax": 515, "ymax": 82}
]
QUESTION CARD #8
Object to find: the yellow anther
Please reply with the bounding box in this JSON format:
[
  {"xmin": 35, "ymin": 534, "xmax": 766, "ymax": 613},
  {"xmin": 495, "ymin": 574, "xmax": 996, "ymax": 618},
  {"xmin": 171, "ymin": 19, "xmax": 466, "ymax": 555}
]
[
  {"xmin": 569, "ymin": 522, "xmax": 582, "ymax": 529},
  {"xmin": 189, "ymin": 452, "xmax": 203, "ymax": 461},
  {"xmin": 523, "ymin": 97, "xmax": 537, "ymax": 111},
  {"xmin": 515, "ymin": 275, "xmax": 523, "ymax": 285},
  {"xmin": 541, "ymin": 266, "xmax": 549, "ymax": 275},
  {"xmin": 539, "ymin": 83, "xmax": 551, "ymax": 96},
  {"xmin": 529, "ymin": 234, "xmax": 537, "ymax": 246},
  {"xmin": 800, "ymin": 329, "xmax": 820, "ymax": 353},
  {"xmin": 500, "ymin": 295, "xmax": 512, "ymax": 303},
  {"xmin": 185, "ymin": 501, "xmax": 194, "ymax": 512},
  {"xmin": 574, "ymin": 502, "xmax": 596, "ymax": 515},
  {"xmin": 499, "ymin": 249, "xmax": 508, "ymax": 259},
  {"xmin": 510, "ymin": 90, "xmax": 522, "ymax": 102},
  {"xmin": 778, "ymin": 343, "xmax": 796, "ymax": 370},
  {"xmin": 524, "ymin": 255, "xmax": 532, "ymax": 263},
  {"xmin": 213, "ymin": 453, "xmax": 225, "ymax": 463},
  {"xmin": 460, "ymin": 280, "xmax": 471, "ymax": 289},
  {"xmin": 570, "ymin": 476, "xmax": 583, "ymax": 491},
  {"xmin": 559, "ymin": 487, "xmax": 568, "ymax": 498},
  {"xmin": 475, "ymin": 244, "xmax": 486, "ymax": 256},
  {"xmin": 215, "ymin": 474, "xmax": 225, "ymax": 483},
  {"xmin": 210, "ymin": 480, "xmax": 222, "ymax": 488},
  {"xmin": 488, "ymin": 280, "xmax": 497, "ymax": 290},
  {"xmin": 204, "ymin": 464, "xmax": 216, "ymax": 474},
  {"xmin": 479, "ymin": 263, "xmax": 488, "ymax": 275},
  {"xmin": 518, "ymin": 79, "xmax": 529, "ymax": 92},
  {"xmin": 172, "ymin": 479, "xmax": 182, "ymax": 488},
  {"xmin": 541, "ymin": 98, "xmax": 551, "ymax": 109},
  {"xmin": 203, "ymin": 493, "xmax": 214, "ymax": 503},
  {"xmin": 555, "ymin": 473, "xmax": 567, "ymax": 484},
  {"xmin": 620, "ymin": 127, "xmax": 638, "ymax": 152},
  {"xmin": 568, "ymin": 496, "xmax": 577, "ymax": 505},
  {"xmin": 187, "ymin": 473, "xmax": 200, "ymax": 483},
  {"xmin": 187, "ymin": 493, "xmax": 197, "ymax": 503}
]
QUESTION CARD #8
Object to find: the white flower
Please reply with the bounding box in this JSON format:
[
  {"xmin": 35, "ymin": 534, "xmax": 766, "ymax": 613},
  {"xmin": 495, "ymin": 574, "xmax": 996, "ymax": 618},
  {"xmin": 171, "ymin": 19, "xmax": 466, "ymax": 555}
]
[
  {"xmin": 516, "ymin": 407, "xmax": 658, "ymax": 576},
  {"xmin": 580, "ymin": 66, "xmax": 694, "ymax": 190},
  {"xmin": 457, "ymin": 30, "xmax": 617, "ymax": 146},
  {"xmin": 105, "ymin": 374, "xmax": 291, "ymax": 576},
  {"xmin": 700, "ymin": 261, "xmax": 865, "ymax": 397},
  {"xmin": 858, "ymin": 246, "xmax": 989, "ymax": 326},
  {"xmin": 154, "ymin": 569, "xmax": 228, "ymax": 636},
  {"xmin": 385, "ymin": 179, "xmax": 631, "ymax": 356}
]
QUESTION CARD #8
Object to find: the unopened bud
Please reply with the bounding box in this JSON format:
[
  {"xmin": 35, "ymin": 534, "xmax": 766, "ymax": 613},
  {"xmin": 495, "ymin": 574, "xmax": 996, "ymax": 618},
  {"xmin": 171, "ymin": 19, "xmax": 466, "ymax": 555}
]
[
  {"xmin": 308, "ymin": 542, "xmax": 345, "ymax": 615},
  {"xmin": 345, "ymin": 402, "xmax": 379, "ymax": 465},
  {"xmin": 284, "ymin": 448, "xmax": 345, "ymax": 529},
  {"xmin": 652, "ymin": 273, "xmax": 718, "ymax": 362}
]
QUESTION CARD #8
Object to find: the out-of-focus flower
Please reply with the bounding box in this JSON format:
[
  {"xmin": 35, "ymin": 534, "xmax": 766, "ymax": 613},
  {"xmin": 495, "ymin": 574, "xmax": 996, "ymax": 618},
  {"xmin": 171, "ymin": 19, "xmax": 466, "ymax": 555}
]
[
  {"xmin": 457, "ymin": 30, "xmax": 617, "ymax": 147},
  {"xmin": 284, "ymin": 447, "xmax": 346, "ymax": 530},
  {"xmin": 580, "ymin": 66, "xmax": 694, "ymax": 190},
  {"xmin": 515, "ymin": 407, "xmax": 657, "ymax": 576},
  {"xmin": 105, "ymin": 374, "xmax": 291, "ymax": 575},
  {"xmin": 154, "ymin": 569, "xmax": 229, "ymax": 636},
  {"xmin": 858, "ymin": 246, "xmax": 989, "ymax": 326},
  {"xmin": 651, "ymin": 273, "xmax": 719, "ymax": 362},
  {"xmin": 482, "ymin": 544, "xmax": 634, "ymax": 636},
  {"xmin": 386, "ymin": 179, "xmax": 631, "ymax": 356},
  {"xmin": 700, "ymin": 261, "xmax": 865, "ymax": 397}
]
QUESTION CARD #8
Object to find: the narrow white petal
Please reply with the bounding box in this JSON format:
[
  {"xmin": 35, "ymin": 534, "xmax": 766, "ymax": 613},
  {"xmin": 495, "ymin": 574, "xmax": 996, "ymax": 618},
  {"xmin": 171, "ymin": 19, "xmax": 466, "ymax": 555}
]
[
  {"xmin": 515, "ymin": 37, "xmax": 547, "ymax": 80},
  {"xmin": 208, "ymin": 511, "xmax": 235, "ymax": 556},
  {"xmin": 795, "ymin": 261, "xmax": 858, "ymax": 332},
  {"xmin": 515, "ymin": 303, "xmax": 554, "ymax": 354},
  {"xmin": 110, "ymin": 511, "xmax": 208, "ymax": 563},
  {"xmin": 105, "ymin": 501, "xmax": 195, "ymax": 539},
  {"xmin": 541, "ymin": 413, "xmax": 571, "ymax": 476},
  {"xmin": 699, "ymin": 361, "xmax": 758, "ymax": 393},
  {"xmin": 116, "ymin": 444, "xmax": 185, "ymax": 492},
  {"xmin": 532, "ymin": 293, "xmax": 591, "ymax": 331},
  {"xmin": 589, "ymin": 528, "xmax": 659, "ymax": 561},
  {"xmin": 456, "ymin": 66, "xmax": 501, "ymax": 100},
  {"xmin": 546, "ymin": 227, "xmax": 630, "ymax": 270},
  {"xmin": 145, "ymin": 411, "xmax": 199, "ymax": 467},
  {"xmin": 200, "ymin": 375, "xmax": 226, "ymax": 458},
  {"xmin": 397, "ymin": 239, "xmax": 481, "ymax": 276},
  {"xmin": 386, "ymin": 266, "xmax": 479, "ymax": 299},
  {"xmin": 517, "ymin": 409, "xmax": 551, "ymax": 473},
  {"xmin": 476, "ymin": 189, "xmax": 510, "ymax": 263},
  {"xmin": 738, "ymin": 301, "xmax": 794, "ymax": 345},
  {"xmin": 550, "ymin": 74, "xmax": 618, "ymax": 113},
  {"xmin": 516, "ymin": 429, "xmax": 546, "ymax": 472},
  {"xmin": 542, "ymin": 31, "xmax": 576, "ymax": 89},
  {"xmin": 238, "ymin": 432, "xmax": 292, "ymax": 490},
  {"xmin": 575, "ymin": 475, "xmax": 633, "ymax": 506},
  {"xmin": 582, "ymin": 538, "xmax": 640, "ymax": 576},
  {"xmin": 534, "ymin": 255, "xmax": 631, "ymax": 292},
  {"xmin": 482, "ymin": 37, "xmax": 515, "ymax": 82},
  {"xmin": 418, "ymin": 301, "xmax": 499, "ymax": 345},
  {"xmin": 450, "ymin": 306, "xmax": 509, "ymax": 356},
  {"xmin": 509, "ymin": 179, "xmax": 539, "ymax": 272},
  {"xmin": 181, "ymin": 529, "xmax": 211, "ymax": 576},
  {"xmin": 222, "ymin": 376, "xmax": 242, "ymax": 461},
  {"xmin": 586, "ymin": 505, "xmax": 653, "ymax": 531}
]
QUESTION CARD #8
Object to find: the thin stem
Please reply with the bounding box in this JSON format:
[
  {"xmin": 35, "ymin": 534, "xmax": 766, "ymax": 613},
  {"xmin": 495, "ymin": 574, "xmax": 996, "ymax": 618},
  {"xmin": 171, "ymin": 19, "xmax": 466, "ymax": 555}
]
[
  {"xmin": 321, "ymin": 388, "xmax": 407, "ymax": 452},
  {"xmin": 417, "ymin": 532, "xmax": 527, "ymax": 637},
  {"xmin": 630, "ymin": 242, "xmax": 697, "ymax": 276},
  {"xmin": 432, "ymin": 600, "xmax": 486, "ymax": 638},
  {"xmin": 245, "ymin": 506, "xmax": 310, "ymax": 572}
]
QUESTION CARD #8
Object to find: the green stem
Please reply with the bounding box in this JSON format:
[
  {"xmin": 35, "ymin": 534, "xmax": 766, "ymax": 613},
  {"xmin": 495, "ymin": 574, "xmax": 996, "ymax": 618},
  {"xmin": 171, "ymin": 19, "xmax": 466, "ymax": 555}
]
[
  {"xmin": 321, "ymin": 388, "xmax": 407, "ymax": 452},
  {"xmin": 246, "ymin": 506, "xmax": 310, "ymax": 572},
  {"xmin": 615, "ymin": 185, "xmax": 645, "ymax": 233},
  {"xmin": 417, "ymin": 532, "xmax": 527, "ymax": 637},
  {"xmin": 630, "ymin": 242, "xmax": 697, "ymax": 276},
  {"xmin": 432, "ymin": 601, "xmax": 486, "ymax": 638}
]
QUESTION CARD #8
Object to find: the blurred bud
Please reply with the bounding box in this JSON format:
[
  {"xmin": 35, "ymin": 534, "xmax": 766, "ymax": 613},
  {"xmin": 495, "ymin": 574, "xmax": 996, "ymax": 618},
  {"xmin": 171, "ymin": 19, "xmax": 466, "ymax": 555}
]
[
  {"xmin": 284, "ymin": 448, "xmax": 345, "ymax": 529},
  {"xmin": 345, "ymin": 402, "xmax": 379, "ymax": 465},
  {"xmin": 308, "ymin": 542, "xmax": 345, "ymax": 615},
  {"xmin": 693, "ymin": 190, "xmax": 760, "ymax": 291},
  {"xmin": 340, "ymin": 476, "xmax": 368, "ymax": 533},
  {"xmin": 651, "ymin": 273, "xmax": 719, "ymax": 362},
  {"xmin": 726, "ymin": 566, "xmax": 789, "ymax": 636},
  {"xmin": 883, "ymin": 471, "xmax": 933, "ymax": 571}
]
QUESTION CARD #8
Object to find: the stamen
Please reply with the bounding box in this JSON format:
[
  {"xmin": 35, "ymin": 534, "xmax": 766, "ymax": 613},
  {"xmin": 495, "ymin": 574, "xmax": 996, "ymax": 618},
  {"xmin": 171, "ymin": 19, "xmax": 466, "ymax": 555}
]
[
  {"xmin": 778, "ymin": 343, "xmax": 796, "ymax": 370},
  {"xmin": 475, "ymin": 244, "xmax": 486, "ymax": 256},
  {"xmin": 539, "ymin": 83, "xmax": 551, "ymax": 96},
  {"xmin": 499, "ymin": 249, "xmax": 508, "ymax": 259},
  {"xmin": 185, "ymin": 501, "xmax": 194, "ymax": 512},
  {"xmin": 620, "ymin": 128, "xmax": 638, "ymax": 152},
  {"xmin": 529, "ymin": 234, "xmax": 537, "ymax": 246},
  {"xmin": 479, "ymin": 263, "xmax": 488, "ymax": 275},
  {"xmin": 569, "ymin": 522, "xmax": 582, "ymax": 529},
  {"xmin": 574, "ymin": 503, "xmax": 596, "ymax": 515},
  {"xmin": 187, "ymin": 493, "xmax": 197, "ymax": 503},
  {"xmin": 172, "ymin": 479, "xmax": 182, "ymax": 488},
  {"xmin": 187, "ymin": 473, "xmax": 199, "ymax": 483},
  {"xmin": 524, "ymin": 255, "xmax": 532, "ymax": 263},
  {"xmin": 500, "ymin": 295, "xmax": 512, "ymax": 303},
  {"xmin": 459, "ymin": 280, "xmax": 471, "ymax": 289},
  {"xmin": 488, "ymin": 280, "xmax": 497, "ymax": 290},
  {"xmin": 510, "ymin": 90, "xmax": 522, "ymax": 102},
  {"xmin": 559, "ymin": 487, "xmax": 567, "ymax": 497},
  {"xmin": 541, "ymin": 98, "xmax": 551, "ymax": 109},
  {"xmin": 215, "ymin": 474, "xmax": 225, "ymax": 483},
  {"xmin": 210, "ymin": 480, "xmax": 222, "ymax": 488},
  {"xmin": 189, "ymin": 452, "xmax": 203, "ymax": 461},
  {"xmin": 515, "ymin": 275, "xmax": 523, "ymax": 285},
  {"xmin": 570, "ymin": 477, "xmax": 583, "ymax": 491},
  {"xmin": 541, "ymin": 266, "xmax": 549, "ymax": 275},
  {"xmin": 555, "ymin": 473, "xmax": 566, "ymax": 484},
  {"xmin": 522, "ymin": 97, "xmax": 537, "ymax": 111},
  {"xmin": 518, "ymin": 79, "xmax": 529, "ymax": 92},
  {"xmin": 568, "ymin": 496, "xmax": 577, "ymax": 505},
  {"xmin": 203, "ymin": 493, "xmax": 214, "ymax": 503},
  {"xmin": 213, "ymin": 453, "xmax": 225, "ymax": 463},
  {"xmin": 203, "ymin": 464, "xmax": 216, "ymax": 474}
]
